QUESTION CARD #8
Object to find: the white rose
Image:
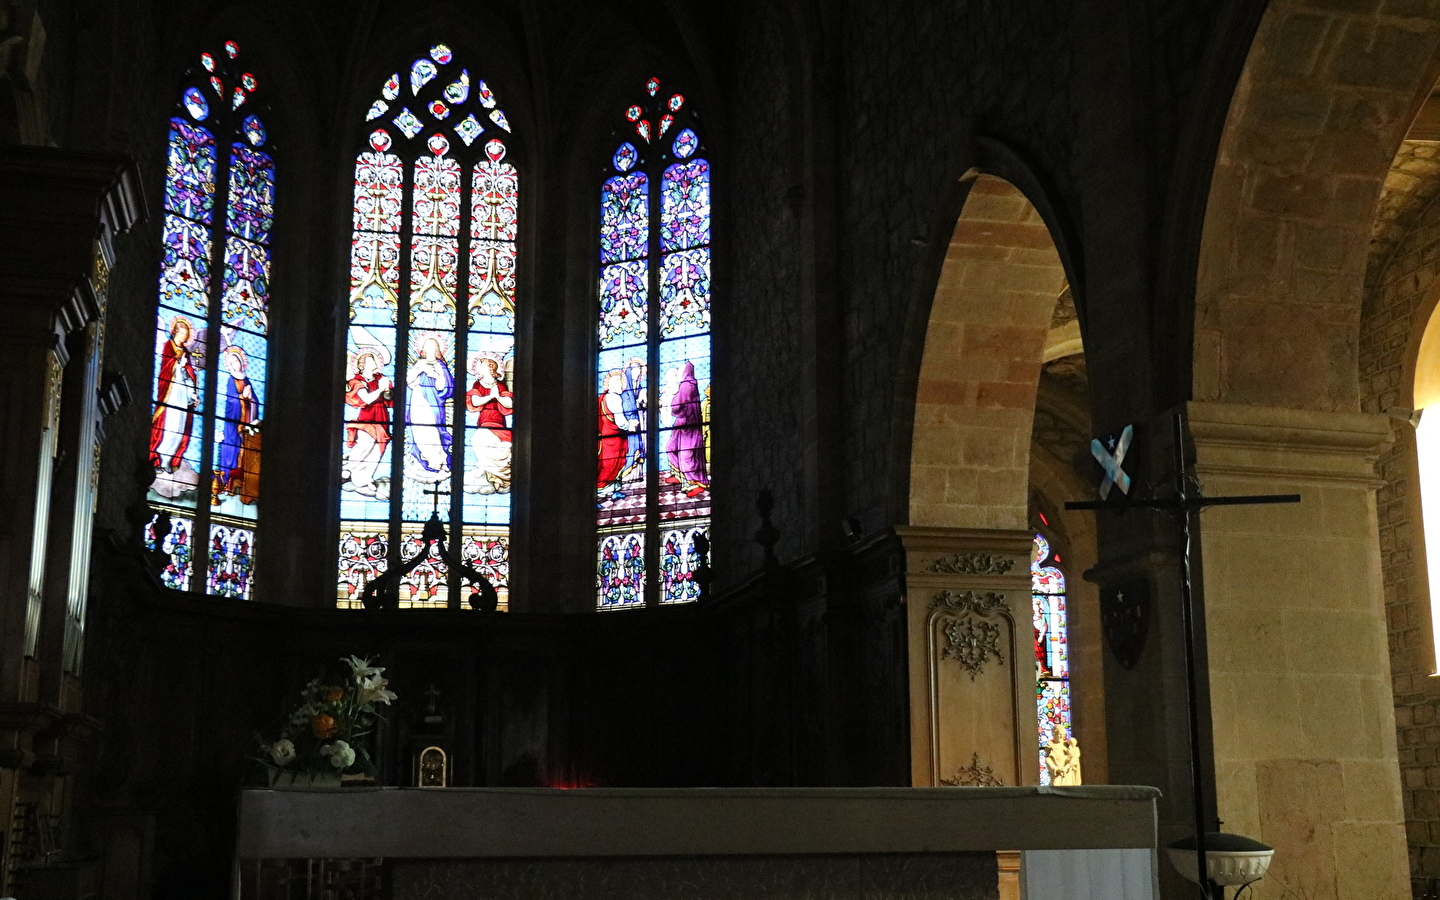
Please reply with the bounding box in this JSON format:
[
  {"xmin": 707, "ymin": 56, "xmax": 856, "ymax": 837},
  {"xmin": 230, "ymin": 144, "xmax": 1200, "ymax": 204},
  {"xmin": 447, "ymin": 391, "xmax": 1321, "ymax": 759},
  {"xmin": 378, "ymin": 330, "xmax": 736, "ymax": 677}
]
[
  {"xmin": 320, "ymin": 740, "xmax": 356, "ymax": 769},
  {"xmin": 269, "ymin": 739, "xmax": 296, "ymax": 766}
]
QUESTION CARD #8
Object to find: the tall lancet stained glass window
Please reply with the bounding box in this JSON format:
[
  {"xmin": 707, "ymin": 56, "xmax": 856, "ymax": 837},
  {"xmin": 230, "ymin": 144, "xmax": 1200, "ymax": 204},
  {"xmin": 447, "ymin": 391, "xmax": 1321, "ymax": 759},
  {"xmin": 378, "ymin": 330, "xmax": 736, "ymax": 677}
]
[
  {"xmin": 337, "ymin": 44, "xmax": 516, "ymax": 611},
  {"xmin": 1032, "ymin": 533, "xmax": 1071, "ymax": 784},
  {"xmin": 145, "ymin": 41, "xmax": 272, "ymax": 600},
  {"xmin": 596, "ymin": 77, "xmax": 711, "ymax": 609}
]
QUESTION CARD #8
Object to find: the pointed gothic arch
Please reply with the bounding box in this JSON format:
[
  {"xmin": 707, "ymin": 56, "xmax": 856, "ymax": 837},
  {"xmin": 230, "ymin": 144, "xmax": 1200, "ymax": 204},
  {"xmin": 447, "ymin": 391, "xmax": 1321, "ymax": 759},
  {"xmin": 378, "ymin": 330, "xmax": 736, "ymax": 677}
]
[
  {"xmin": 336, "ymin": 43, "xmax": 518, "ymax": 611},
  {"xmin": 595, "ymin": 76, "xmax": 712, "ymax": 610},
  {"xmin": 144, "ymin": 40, "xmax": 273, "ymax": 600}
]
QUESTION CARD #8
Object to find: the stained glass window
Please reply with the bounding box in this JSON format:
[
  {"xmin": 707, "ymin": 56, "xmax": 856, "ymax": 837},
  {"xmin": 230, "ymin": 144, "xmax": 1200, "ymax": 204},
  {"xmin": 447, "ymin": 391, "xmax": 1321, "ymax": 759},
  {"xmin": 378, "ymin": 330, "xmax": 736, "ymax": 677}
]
[
  {"xmin": 145, "ymin": 43, "xmax": 272, "ymax": 601},
  {"xmin": 597, "ymin": 80, "xmax": 711, "ymax": 609},
  {"xmin": 1032, "ymin": 533, "xmax": 1071, "ymax": 784},
  {"xmin": 338, "ymin": 44, "xmax": 516, "ymax": 611}
]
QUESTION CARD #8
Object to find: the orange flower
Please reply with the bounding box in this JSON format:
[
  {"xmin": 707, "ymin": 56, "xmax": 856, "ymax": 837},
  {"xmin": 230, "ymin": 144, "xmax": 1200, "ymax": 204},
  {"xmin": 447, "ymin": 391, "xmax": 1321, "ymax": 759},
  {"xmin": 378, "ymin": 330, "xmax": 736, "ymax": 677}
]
[
  {"xmin": 325, "ymin": 688, "xmax": 343, "ymax": 702},
  {"xmin": 311, "ymin": 714, "xmax": 337, "ymax": 738}
]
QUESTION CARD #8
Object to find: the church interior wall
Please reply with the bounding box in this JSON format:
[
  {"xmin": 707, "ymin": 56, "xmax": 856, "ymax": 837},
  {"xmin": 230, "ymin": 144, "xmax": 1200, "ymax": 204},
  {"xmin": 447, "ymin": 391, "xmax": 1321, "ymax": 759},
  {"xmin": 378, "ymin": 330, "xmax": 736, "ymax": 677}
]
[
  {"xmin": 12, "ymin": 0, "xmax": 1429, "ymax": 897},
  {"xmin": 1361, "ymin": 137, "xmax": 1440, "ymax": 888}
]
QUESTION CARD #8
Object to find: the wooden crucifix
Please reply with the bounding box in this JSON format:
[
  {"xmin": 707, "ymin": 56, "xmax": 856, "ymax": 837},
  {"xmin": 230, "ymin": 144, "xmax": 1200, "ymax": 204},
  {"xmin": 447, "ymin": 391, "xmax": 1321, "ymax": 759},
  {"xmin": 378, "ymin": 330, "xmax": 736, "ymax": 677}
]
[{"xmin": 1066, "ymin": 412, "xmax": 1299, "ymax": 899}]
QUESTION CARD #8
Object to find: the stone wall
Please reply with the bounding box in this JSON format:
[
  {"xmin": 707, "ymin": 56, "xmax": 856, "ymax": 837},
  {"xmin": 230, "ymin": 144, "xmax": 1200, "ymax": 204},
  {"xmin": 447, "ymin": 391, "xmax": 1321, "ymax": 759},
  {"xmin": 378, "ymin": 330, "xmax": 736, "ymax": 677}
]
[{"xmin": 1362, "ymin": 177, "xmax": 1440, "ymax": 889}]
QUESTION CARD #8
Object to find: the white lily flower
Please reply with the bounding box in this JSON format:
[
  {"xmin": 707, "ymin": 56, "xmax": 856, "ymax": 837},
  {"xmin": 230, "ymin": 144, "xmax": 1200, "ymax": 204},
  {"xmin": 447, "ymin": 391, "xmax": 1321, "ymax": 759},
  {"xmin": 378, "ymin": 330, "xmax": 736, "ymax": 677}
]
[
  {"xmin": 358, "ymin": 685, "xmax": 397, "ymax": 706},
  {"xmin": 269, "ymin": 739, "xmax": 296, "ymax": 766}
]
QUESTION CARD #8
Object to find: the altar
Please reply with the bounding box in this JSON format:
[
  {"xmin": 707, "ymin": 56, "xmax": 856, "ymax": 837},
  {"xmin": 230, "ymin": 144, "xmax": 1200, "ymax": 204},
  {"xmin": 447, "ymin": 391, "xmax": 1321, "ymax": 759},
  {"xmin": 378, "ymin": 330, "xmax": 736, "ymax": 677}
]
[{"xmin": 235, "ymin": 785, "xmax": 1161, "ymax": 899}]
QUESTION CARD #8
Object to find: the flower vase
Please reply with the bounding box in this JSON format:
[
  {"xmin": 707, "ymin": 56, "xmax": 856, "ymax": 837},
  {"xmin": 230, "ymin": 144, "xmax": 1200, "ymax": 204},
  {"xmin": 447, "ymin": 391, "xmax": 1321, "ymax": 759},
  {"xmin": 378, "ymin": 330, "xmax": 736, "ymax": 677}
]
[{"xmin": 267, "ymin": 768, "xmax": 343, "ymax": 789}]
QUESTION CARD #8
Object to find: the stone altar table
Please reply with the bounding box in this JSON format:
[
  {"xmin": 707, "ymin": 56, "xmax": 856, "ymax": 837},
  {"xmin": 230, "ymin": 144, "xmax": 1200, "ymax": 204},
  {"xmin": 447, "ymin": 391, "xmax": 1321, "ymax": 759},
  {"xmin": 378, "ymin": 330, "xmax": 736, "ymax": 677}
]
[{"xmin": 235, "ymin": 785, "xmax": 1161, "ymax": 900}]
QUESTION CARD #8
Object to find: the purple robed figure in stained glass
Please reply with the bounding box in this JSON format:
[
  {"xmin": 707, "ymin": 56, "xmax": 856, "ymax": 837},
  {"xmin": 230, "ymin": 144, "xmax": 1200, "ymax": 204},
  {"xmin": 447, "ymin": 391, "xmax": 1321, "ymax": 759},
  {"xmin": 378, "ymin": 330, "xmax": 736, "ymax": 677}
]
[{"xmin": 666, "ymin": 361, "xmax": 707, "ymax": 493}]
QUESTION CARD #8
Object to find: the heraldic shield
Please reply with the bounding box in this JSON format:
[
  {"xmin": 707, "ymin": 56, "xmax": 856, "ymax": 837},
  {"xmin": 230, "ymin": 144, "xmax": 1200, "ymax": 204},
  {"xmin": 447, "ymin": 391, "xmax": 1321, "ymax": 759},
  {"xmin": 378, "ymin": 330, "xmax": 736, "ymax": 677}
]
[{"xmin": 1101, "ymin": 580, "xmax": 1151, "ymax": 670}]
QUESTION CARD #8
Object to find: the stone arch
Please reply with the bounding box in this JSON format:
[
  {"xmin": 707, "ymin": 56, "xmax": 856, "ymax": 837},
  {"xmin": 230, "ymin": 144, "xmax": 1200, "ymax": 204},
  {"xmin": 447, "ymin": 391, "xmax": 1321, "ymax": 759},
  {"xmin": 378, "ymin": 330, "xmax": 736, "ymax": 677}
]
[
  {"xmin": 907, "ymin": 174, "xmax": 1070, "ymax": 529},
  {"xmin": 1194, "ymin": 1, "xmax": 1440, "ymax": 410},
  {"xmin": 1190, "ymin": 4, "xmax": 1440, "ymax": 895}
]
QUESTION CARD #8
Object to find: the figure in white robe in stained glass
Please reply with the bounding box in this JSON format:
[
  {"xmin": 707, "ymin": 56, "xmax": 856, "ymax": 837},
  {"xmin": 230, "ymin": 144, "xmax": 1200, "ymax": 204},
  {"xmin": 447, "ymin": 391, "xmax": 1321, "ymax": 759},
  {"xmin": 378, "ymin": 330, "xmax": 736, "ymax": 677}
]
[{"xmin": 407, "ymin": 336, "xmax": 453, "ymax": 477}]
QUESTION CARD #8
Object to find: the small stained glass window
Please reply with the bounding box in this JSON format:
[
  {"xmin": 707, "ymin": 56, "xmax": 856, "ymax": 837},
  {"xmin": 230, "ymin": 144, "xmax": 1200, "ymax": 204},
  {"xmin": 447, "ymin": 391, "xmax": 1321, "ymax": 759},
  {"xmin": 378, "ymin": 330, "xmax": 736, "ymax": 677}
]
[
  {"xmin": 1032, "ymin": 533, "xmax": 1071, "ymax": 784},
  {"xmin": 596, "ymin": 77, "xmax": 711, "ymax": 609},
  {"xmin": 145, "ymin": 42, "xmax": 274, "ymax": 601}
]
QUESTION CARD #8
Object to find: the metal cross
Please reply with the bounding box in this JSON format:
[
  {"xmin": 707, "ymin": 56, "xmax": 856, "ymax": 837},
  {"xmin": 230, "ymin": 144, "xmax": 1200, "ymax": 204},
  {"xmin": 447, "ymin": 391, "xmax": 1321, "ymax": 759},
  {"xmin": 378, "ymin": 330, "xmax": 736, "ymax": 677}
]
[
  {"xmin": 423, "ymin": 484, "xmax": 448, "ymax": 517},
  {"xmin": 1066, "ymin": 412, "xmax": 1299, "ymax": 900}
]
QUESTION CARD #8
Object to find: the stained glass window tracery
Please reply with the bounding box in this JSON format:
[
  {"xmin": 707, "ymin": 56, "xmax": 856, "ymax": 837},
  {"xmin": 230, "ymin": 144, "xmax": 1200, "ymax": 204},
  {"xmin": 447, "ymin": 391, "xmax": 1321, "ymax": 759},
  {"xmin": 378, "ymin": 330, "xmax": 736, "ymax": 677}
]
[
  {"xmin": 1032, "ymin": 533, "xmax": 1071, "ymax": 784},
  {"xmin": 338, "ymin": 44, "xmax": 517, "ymax": 611},
  {"xmin": 144, "ymin": 43, "xmax": 272, "ymax": 601},
  {"xmin": 597, "ymin": 77, "xmax": 711, "ymax": 609}
]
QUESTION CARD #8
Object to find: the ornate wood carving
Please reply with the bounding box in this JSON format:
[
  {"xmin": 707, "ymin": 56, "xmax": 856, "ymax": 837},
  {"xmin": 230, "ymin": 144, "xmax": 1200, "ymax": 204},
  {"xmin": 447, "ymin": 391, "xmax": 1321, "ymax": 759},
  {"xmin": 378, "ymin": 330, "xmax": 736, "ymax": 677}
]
[
  {"xmin": 925, "ymin": 552, "xmax": 1015, "ymax": 576},
  {"xmin": 928, "ymin": 591, "xmax": 1008, "ymax": 678},
  {"xmin": 939, "ymin": 752, "xmax": 1006, "ymax": 787}
]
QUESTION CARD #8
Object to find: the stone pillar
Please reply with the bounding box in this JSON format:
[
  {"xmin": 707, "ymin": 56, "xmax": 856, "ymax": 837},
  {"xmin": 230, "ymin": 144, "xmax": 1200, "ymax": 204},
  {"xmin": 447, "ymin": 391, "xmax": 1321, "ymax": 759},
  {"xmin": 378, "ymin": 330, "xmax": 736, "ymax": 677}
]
[
  {"xmin": 0, "ymin": 145, "xmax": 141, "ymax": 892},
  {"xmin": 899, "ymin": 527, "xmax": 1037, "ymax": 788},
  {"xmin": 1188, "ymin": 401, "xmax": 1408, "ymax": 900}
]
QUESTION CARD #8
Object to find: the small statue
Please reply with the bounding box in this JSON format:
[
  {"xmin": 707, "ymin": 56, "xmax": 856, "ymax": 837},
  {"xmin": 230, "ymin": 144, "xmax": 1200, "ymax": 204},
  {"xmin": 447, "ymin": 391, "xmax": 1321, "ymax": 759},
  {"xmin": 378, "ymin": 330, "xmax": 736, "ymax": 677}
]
[{"xmin": 1044, "ymin": 725, "xmax": 1082, "ymax": 786}]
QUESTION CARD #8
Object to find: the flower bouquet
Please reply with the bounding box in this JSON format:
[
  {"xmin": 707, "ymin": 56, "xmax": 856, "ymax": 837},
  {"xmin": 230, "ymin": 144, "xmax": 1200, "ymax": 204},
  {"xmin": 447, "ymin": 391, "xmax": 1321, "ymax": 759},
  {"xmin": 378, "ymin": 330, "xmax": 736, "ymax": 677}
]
[{"xmin": 254, "ymin": 656, "xmax": 396, "ymax": 787}]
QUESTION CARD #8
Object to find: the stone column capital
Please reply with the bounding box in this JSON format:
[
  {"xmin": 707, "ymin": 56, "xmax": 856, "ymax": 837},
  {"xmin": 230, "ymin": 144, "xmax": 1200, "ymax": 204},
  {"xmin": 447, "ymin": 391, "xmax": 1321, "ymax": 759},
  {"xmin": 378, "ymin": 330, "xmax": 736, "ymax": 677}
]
[{"xmin": 1184, "ymin": 400, "xmax": 1393, "ymax": 488}]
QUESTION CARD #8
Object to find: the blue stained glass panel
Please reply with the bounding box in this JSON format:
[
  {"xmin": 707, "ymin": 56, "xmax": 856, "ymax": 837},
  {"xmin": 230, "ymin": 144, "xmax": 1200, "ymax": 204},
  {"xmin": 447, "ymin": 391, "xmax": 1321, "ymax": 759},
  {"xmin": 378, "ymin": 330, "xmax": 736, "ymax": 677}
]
[
  {"xmin": 145, "ymin": 512, "xmax": 194, "ymax": 590},
  {"xmin": 600, "ymin": 173, "xmax": 649, "ymax": 263},
  {"xmin": 218, "ymin": 325, "xmax": 268, "ymax": 418},
  {"xmin": 159, "ymin": 214, "xmax": 212, "ymax": 315},
  {"xmin": 456, "ymin": 115, "xmax": 483, "ymax": 146},
  {"xmin": 401, "ymin": 328, "xmax": 456, "ymax": 521},
  {"xmin": 164, "ymin": 119, "xmax": 216, "ymax": 223},
  {"xmin": 597, "ymin": 531, "xmax": 646, "ymax": 609},
  {"xmin": 659, "ymin": 248, "xmax": 710, "ymax": 339},
  {"xmin": 445, "ymin": 70, "xmax": 470, "ymax": 104},
  {"xmin": 367, "ymin": 100, "xmax": 388, "ymax": 121},
  {"xmin": 393, "ymin": 108, "xmax": 423, "ymax": 138},
  {"xmin": 660, "ymin": 521, "xmax": 707, "ymax": 604},
  {"xmin": 149, "ymin": 309, "xmax": 208, "ymax": 507},
  {"xmin": 340, "ymin": 325, "xmax": 397, "ymax": 521},
  {"xmin": 660, "ymin": 159, "xmax": 710, "ymax": 252},
  {"xmin": 597, "ymin": 347, "xmax": 648, "ymax": 529},
  {"xmin": 220, "ymin": 236, "xmax": 269, "ymax": 331},
  {"xmin": 672, "ymin": 127, "xmax": 698, "ymax": 159},
  {"xmin": 598, "ymin": 261, "xmax": 648, "ymax": 349},
  {"xmin": 460, "ymin": 332, "xmax": 515, "ymax": 523},
  {"xmin": 242, "ymin": 115, "xmax": 267, "ymax": 147},
  {"xmin": 183, "ymin": 87, "xmax": 209, "ymax": 121},
  {"xmin": 226, "ymin": 145, "xmax": 274, "ymax": 242},
  {"xmin": 411, "ymin": 58, "xmax": 438, "ymax": 95},
  {"xmin": 489, "ymin": 109, "xmax": 510, "ymax": 132},
  {"xmin": 207, "ymin": 523, "xmax": 256, "ymax": 599}
]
